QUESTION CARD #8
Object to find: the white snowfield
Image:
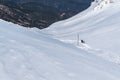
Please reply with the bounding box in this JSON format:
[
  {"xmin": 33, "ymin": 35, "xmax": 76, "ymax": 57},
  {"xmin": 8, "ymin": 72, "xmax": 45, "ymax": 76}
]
[{"xmin": 1, "ymin": 0, "xmax": 120, "ymax": 80}]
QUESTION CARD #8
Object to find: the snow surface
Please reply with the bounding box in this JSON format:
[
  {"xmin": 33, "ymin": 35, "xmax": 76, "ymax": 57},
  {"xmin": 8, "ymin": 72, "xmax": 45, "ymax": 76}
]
[
  {"xmin": 1, "ymin": 19, "xmax": 120, "ymax": 80},
  {"xmin": 1, "ymin": 0, "xmax": 120, "ymax": 80}
]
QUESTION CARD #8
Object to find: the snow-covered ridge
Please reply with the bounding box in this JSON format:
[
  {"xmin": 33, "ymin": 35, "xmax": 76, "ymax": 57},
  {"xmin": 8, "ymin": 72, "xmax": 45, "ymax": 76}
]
[
  {"xmin": 94, "ymin": 0, "xmax": 113, "ymax": 4},
  {"xmin": 93, "ymin": 0, "xmax": 113, "ymax": 11},
  {"xmin": 43, "ymin": 0, "xmax": 120, "ymax": 67}
]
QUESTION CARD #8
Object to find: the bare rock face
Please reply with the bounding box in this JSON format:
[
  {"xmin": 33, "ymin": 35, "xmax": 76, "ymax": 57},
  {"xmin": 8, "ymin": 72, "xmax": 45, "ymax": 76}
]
[
  {"xmin": 0, "ymin": 2, "xmax": 58, "ymax": 29},
  {"xmin": 0, "ymin": 4, "xmax": 31, "ymax": 27},
  {"xmin": 0, "ymin": 0, "xmax": 91, "ymax": 29}
]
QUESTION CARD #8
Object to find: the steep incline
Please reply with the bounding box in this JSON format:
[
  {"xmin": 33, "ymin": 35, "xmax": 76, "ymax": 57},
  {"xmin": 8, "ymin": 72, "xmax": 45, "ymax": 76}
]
[
  {"xmin": 44, "ymin": 0, "xmax": 120, "ymax": 56},
  {"xmin": 1, "ymin": 19, "xmax": 120, "ymax": 80}
]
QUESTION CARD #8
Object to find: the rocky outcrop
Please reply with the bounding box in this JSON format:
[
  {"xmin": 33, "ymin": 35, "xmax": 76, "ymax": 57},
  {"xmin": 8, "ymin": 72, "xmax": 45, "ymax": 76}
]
[
  {"xmin": 0, "ymin": 3, "xmax": 59, "ymax": 29},
  {"xmin": 0, "ymin": 0, "xmax": 91, "ymax": 29}
]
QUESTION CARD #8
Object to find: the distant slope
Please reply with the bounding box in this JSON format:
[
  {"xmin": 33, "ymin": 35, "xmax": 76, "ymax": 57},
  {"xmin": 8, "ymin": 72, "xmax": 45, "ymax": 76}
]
[
  {"xmin": 0, "ymin": 2, "xmax": 60, "ymax": 29},
  {"xmin": 0, "ymin": 0, "xmax": 91, "ymax": 29}
]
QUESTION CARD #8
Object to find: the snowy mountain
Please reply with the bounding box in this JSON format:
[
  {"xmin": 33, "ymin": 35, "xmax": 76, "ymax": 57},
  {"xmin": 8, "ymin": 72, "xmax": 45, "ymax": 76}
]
[
  {"xmin": 44, "ymin": 0, "xmax": 120, "ymax": 62},
  {"xmin": 1, "ymin": 0, "xmax": 120, "ymax": 80}
]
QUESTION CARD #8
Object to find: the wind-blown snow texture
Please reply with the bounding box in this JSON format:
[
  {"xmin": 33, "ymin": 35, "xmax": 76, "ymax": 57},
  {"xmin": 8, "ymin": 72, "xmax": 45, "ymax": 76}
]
[{"xmin": 1, "ymin": 0, "xmax": 120, "ymax": 80}]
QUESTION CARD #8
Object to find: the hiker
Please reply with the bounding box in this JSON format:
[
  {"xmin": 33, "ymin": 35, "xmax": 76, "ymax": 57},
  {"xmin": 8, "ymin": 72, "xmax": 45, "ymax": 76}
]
[{"xmin": 81, "ymin": 40, "xmax": 85, "ymax": 43}]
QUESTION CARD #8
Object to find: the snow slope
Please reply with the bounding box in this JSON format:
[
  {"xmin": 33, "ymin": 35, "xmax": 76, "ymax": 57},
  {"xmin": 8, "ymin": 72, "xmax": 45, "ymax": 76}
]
[
  {"xmin": 1, "ymin": 0, "xmax": 120, "ymax": 80},
  {"xmin": 43, "ymin": 0, "xmax": 120, "ymax": 60},
  {"xmin": 1, "ymin": 18, "xmax": 120, "ymax": 80}
]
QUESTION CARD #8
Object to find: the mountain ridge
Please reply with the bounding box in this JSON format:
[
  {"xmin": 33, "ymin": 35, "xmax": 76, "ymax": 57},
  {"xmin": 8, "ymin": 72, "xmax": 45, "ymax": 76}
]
[{"xmin": 0, "ymin": 0, "xmax": 92, "ymax": 29}]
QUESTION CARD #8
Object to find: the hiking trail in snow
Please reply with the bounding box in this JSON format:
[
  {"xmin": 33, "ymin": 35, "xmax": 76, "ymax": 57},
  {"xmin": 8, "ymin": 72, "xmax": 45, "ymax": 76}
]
[{"xmin": 77, "ymin": 43, "xmax": 120, "ymax": 65}]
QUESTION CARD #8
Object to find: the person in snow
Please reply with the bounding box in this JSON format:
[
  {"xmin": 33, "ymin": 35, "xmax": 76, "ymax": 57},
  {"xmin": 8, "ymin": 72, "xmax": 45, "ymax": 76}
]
[{"xmin": 81, "ymin": 40, "xmax": 85, "ymax": 44}]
